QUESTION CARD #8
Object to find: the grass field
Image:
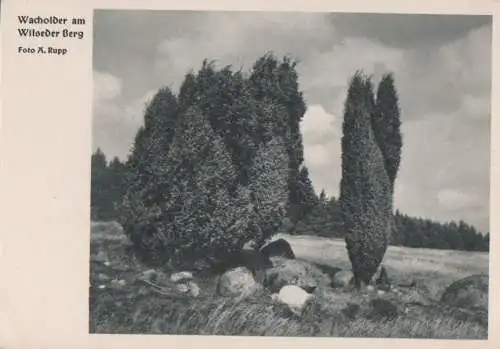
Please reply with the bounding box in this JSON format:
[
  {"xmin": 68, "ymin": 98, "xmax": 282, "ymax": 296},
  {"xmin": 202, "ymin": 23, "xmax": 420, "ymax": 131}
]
[
  {"xmin": 277, "ymin": 233, "xmax": 489, "ymax": 299},
  {"xmin": 90, "ymin": 223, "xmax": 489, "ymax": 339}
]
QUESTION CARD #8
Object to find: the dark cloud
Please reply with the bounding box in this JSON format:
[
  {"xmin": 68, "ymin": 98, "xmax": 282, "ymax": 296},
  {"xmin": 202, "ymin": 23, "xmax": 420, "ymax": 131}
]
[{"xmin": 328, "ymin": 13, "xmax": 491, "ymax": 49}]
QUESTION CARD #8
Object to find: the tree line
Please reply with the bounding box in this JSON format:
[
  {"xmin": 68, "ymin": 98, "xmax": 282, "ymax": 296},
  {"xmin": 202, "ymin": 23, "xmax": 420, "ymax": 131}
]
[
  {"xmin": 91, "ymin": 54, "xmax": 489, "ymax": 273},
  {"xmin": 286, "ymin": 194, "xmax": 489, "ymax": 252},
  {"xmin": 91, "ymin": 153, "xmax": 490, "ymax": 254}
]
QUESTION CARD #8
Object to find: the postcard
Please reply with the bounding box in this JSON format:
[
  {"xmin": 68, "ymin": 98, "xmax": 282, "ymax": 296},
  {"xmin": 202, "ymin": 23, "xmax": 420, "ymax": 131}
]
[{"xmin": 0, "ymin": 0, "xmax": 498, "ymax": 348}]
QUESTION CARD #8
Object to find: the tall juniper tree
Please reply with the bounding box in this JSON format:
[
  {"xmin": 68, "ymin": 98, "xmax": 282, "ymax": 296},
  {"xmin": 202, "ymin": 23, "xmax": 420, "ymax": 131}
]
[
  {"xmin": 289, "ymin": 165, "xmax": 318, "ymax": 223},
  {"xmin": 373, "ymin": 73, "xmax": 402, "ymax": 191},
  {"xmin": 248, "ymin": 136, "xmax": 290, "ymax": 248},
  {"xmin": 120, "ymin": 107, "xmax": 254, "ymax": 266},
  {"xmin": 372, "ymin": 73, "xmax": 403, "ymax": 250},
  {"xmin": 125, "ymin": 87, "xmax": 180, "ymax": 199},
  {"xmin": 339, "ymin": 71, "xmax": 392, "ymax": 287},
  {"xmin": 248, "ymin": 53, "xmax": 308, "ymax": 220}
]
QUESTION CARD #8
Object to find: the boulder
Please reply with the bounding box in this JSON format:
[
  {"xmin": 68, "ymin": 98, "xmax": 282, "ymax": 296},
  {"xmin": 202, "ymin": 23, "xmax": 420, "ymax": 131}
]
[
  {"xmin": 264, "ymin": 257, "xmax": 331, "ymax": 293},
  {"xmin": 260, "ymin": 238, "xmax": 295, "ymax": 259},
  {"xmin": 217, "ymin": 267, "xmax": 261, "ymax": 298},
  {"xmin": 272, "ymin": 285, "xmax": 313, "ymax": 316},
  {"xmin": 441, "ymin": 274, "xmax": 489, "ymax": 311},
  {"xmin": 332, "ymin": 270, "xmax": 354, "ymax": 288},
  {"xmin": 213, "ymin": 250, "xmax": 273, "ymax": 282}
]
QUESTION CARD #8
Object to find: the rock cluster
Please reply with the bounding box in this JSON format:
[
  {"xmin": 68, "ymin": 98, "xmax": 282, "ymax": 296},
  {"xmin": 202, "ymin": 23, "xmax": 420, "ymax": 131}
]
[{"xmin": 91, "ymin": 227, "xmax": 489, "ymax": 326}]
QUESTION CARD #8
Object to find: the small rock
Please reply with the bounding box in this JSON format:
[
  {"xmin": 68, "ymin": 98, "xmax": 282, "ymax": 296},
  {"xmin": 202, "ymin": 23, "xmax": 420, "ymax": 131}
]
[
  {"xmin": 110, "ymin": 279, "xmax": 127, "ymax": 288},
  {"xmin": 98, "ymin": 285, "xmax": 106, "ymax": 289},
  {"xmin": 372, "ymin": 265, "xmax": 391, "ymax": 289},
  {"xmin": 104, "ymin": 261, "xmax": 111, "ymax": 267},
  {"xmin": 97, "ymin": 273, "xmax": 111, "ymax": 282},
  {"xmin": 137, "ymin": 269, "xmax": 157, "ymax": 283},
  {"xmin": 243, "ymin": 240, "xmax": 258, "ymax": 251},
  {"xmin": 218, "ymin": 266, "xmax": 261, "ymax": 297},
  {"xmin": 264, "ymin": 257, "xmax": 331, "ymax": 293},
  {"xmin": 187, "ymin": 281, "xmax": 201, "ymax": 297},
  {"xmin": 377, "ymin": 289, "xmax": 386, "ymax": 296},
  {"xmin": 176, "ymin": 284, "xmax": 189, "ymax": 293},
  {"xmin": 170, "ymin": 271, "xmax": 194, "ymax": 283},
  {"xmin": 332, "ymin": 270, "xmax": 354, "ymax": 288},
  {"xmin": 366, "ymin": 285, "xmax": 375, "ymax": 292},
  {"xmin": 260, "ymin": 238, "xmax": 295, "ymax": 259},
  {"xmin": 274, "ymin": 285, "xmax": 313, "ymax": 316}
]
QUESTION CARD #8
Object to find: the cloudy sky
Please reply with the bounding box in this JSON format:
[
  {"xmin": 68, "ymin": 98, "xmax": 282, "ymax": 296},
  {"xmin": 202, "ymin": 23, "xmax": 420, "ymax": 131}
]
[{"xmin": 92, "ymin": 11, "xmax": 492, "ymax": 232}]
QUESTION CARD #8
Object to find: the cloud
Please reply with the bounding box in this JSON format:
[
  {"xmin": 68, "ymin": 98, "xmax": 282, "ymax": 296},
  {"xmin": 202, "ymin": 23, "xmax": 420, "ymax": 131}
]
[
  {"xmin": 153, "ymin": 12, "xmax": 335, "ymax": 91},
  {"xmin": 92, "ymin": 78, "xmax": 157, "ymax": 159},
  {"xmin": 304, "ymin": 144, "xmax": 331, "ymax": 167},
  {"xmin": 301, "ymin": 104, "xmax": 337, "ymax": 138},
  {"xmin": 93, "ymin": 70, "xmax": 122, "ymax": 102},
  {"xmin": 300, "ymin": 37, "xmax": 404, "ymax": 114},
  {"xmin": 438, "ymin": 189, "xmax": 477, "ymax": 211},
  {"xmin": 301, "ymin": 105, "xmax": 341, "ymax": 195}
]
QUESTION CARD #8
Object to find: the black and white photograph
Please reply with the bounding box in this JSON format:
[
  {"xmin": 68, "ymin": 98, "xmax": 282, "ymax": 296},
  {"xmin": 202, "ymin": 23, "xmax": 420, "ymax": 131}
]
[{"xmin": 90, "ymin": 10, "xmax": 492, "ymax": 338}]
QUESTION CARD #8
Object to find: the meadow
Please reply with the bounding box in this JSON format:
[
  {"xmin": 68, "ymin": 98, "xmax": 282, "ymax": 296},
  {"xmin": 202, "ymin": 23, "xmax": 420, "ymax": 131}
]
[
  {"xmin": 278, "ymin": 233, "xmax": 489, "ymax": 300},
  {"xmin": 90, "ymin": 222, "xmax": 489, "ymax": 339}
]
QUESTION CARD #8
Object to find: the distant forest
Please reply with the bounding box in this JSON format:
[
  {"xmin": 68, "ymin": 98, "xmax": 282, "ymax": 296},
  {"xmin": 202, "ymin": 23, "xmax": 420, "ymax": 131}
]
[{"xmin": 91, "ymin": 148, "xmax": 490, "ymax": 252}]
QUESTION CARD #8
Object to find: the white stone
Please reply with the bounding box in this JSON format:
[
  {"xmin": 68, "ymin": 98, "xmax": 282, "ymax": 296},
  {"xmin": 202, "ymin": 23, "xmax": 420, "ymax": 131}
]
[
  {"xmin": 276, "ymin": 285, "xmax": 313, "ymax": 315},
  {"xmin": 170, "ymin": 271, "xmax": 194, "ymax": 283},
  {"xmin": 218, "ymin": 267, "xmax": 260, "ymax": 297},
  {"xmin": 188, "ymin": 281, "xmax": 200, "ymax": 297}
]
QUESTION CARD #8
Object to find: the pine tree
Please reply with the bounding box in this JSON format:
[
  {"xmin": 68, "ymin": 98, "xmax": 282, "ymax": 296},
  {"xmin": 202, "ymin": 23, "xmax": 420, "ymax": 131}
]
[
  {"xmin": 91, "ymin": 148, "xmax": 108, "ymax": 220},
  {"xmin": 339, "ymin": 72, "xmax": 392, "ymax": 287},
  {"xmin": 107, "ymin": 157, "xmax": 127, "ymax": 218}
]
